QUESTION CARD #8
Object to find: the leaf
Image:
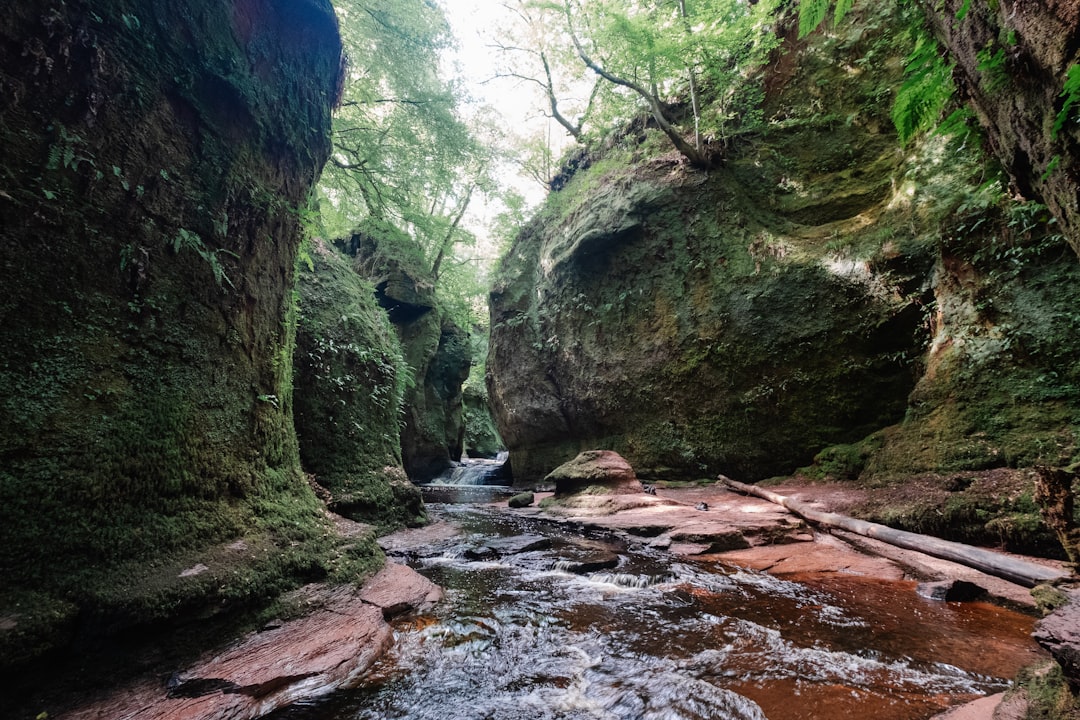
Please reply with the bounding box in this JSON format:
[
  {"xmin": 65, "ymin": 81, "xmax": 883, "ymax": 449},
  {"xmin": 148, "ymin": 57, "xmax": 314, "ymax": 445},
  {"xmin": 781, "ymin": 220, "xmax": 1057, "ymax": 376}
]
[
  {"xmin": 1052, "ymin": 63, "xmax": 1080, "ymax": 139},
  {"xmin": 955, "ymin": 0, "xmax": 971, "ymax": 20},
  {"xmin": 834, "ymin": 0, "xmax": 854, "ymax": 25},
  {"xmin": 798, "ymin": 0, "xmax": 830, "ymax": 39},
  {"xmin": 892, "ymin": 35, "xmax": 954, "ymax": 144},
  {"xmin": 1041, "ymin": 155, "xmax": 1062, "ymax": 181}
]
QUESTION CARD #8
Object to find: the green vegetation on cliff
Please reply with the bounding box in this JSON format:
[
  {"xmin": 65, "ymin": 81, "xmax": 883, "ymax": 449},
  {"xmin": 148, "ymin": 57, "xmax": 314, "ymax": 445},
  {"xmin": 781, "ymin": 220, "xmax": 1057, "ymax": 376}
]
[
  {"xmin": 294, "ymin": 237, "xmax": 426, "ymax": 528},
  {"xmin": 0, "ymin": 0, "xmax": 354, "ymax": 672}
]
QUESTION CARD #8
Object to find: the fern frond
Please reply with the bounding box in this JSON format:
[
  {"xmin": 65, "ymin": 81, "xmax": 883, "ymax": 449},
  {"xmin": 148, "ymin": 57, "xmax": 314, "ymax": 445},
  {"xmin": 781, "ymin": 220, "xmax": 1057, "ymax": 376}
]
[
  {"xmin": 892, "ymin": 35, "xmax": 954, "ymax": 144},
  {"xmin": 1052, "ymin": 63, "xmax": 1080, "ymax": 139},
  {"xmin": 834, "ymin": 0, "xmax": 854, "ymax": 25},
  {"xmin": 798, "ymin": 0, "xmax": 830, "ymax": 39}
]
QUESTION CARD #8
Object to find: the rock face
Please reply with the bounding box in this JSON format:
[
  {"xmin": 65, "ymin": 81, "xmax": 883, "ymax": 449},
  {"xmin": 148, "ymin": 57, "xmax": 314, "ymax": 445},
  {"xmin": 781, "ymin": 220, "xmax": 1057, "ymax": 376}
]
[
  {"xmin": 488, "ymin": 4, "xmax": 1080, "ymax": 495},
  {"xmin": 919, "ymin": 0, "xmax": 1080, "ymax": 254},
  {"xmin": 547, "ymin": 450, "xmax": 642, "ymax": 496},
  {"xmin": 341, "ymin": 231, "xmax": 471, "ymax": 482},
  {"xmin": 294, "ymin": 238, "xmax": 425, "ymax": 528},
  {"xmin": 58, "ymin": 565, "xmax": 443, "ymax": 720},
  {"xmin": 489, "ymin": 5, "xmax": 929, "ymax": 485},
  {"xmin": 0, "ymin": 0, "xmax": 342, "ymax": 665},
  {"xmin": 1033, "ymin": 590, "xmax": 1080, "ymax": 692},
  {"xmin": 463, "ymin": 381, "xmax": 504, "ymax": 459}
]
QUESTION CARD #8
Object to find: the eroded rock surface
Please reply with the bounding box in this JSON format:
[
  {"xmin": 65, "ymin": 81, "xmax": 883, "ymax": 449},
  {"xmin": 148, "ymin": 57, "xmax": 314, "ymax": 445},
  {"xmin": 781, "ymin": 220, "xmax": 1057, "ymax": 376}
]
[
  {"xmin": 547, "ymin": 450, "xmax": 643, "ymax": 496},
  {"xmin": 60, "ymin": 565, "xmax": 441, "ymax": 720},
  {"xmin": 1033, "ymin": 589, "xmax": 1080, "ymax": 691}
]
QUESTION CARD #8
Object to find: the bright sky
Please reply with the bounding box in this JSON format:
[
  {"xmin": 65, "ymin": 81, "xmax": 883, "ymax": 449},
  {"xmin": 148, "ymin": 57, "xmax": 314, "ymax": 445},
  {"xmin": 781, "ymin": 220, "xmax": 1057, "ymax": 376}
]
[{"xmin": 438, "ymin": 0, "xmax": 559, "ymax": 261}]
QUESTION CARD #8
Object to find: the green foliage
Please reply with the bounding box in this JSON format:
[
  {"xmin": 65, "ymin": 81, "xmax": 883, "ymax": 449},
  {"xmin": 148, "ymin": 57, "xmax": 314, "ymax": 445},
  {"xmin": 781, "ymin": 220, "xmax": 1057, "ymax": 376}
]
[
  {"xmin": 798, "ymin": 0, "xmax": 830, "ymax": 39},
  {"xmin": 170, "ymin": 227, "xmax": 237, "ymax": 288},
  {"xmin": 508, "ymin": 0, "xmax": 780, "ymax": 163},
  {"xmin": 892, "ymin": 33, "xmax": 954, "ymax": 144},
  {"xmin": 975, "ymin": 43, "xmax": 1008, "ymax": 92},
  {"xmin": 320, "ymin": 0, "xmax": 496, "ymax": 284},
  {"xmin": 1053, "ymin": 63, "xmax": 1080, "ymax": 139},
  {"xmin": 798, "ymin": 0, "xmax": 857, "ymax": 39}
]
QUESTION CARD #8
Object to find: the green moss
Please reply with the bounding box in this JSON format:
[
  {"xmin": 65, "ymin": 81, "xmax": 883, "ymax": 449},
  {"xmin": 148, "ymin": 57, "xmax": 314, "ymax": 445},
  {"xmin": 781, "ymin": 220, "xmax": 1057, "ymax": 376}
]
[
  {"xmin": 294, "ymin": 238, "xmax": 425, "ymax": 530},
  {"xmin": 1012, "ymin": 663, "xmax": 1080, "ymax": 720},
  {"xmin": 0, "ymin": 0, "xmax": 346, "ymax": 670}
]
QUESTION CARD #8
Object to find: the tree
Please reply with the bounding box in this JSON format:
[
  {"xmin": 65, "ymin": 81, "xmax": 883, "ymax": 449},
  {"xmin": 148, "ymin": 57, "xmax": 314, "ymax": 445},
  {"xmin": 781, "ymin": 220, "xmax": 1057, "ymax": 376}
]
[
  {"xmin": 320, "ymin": 0, "xmax": 494, "ymax": 283},
  {"xmin": 496, "ymin": 0, "xmax": 780, "ymax": 168}
]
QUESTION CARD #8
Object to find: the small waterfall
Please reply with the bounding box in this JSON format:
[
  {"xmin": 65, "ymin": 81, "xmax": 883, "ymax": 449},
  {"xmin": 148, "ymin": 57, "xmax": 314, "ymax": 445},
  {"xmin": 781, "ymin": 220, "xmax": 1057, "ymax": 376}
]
[{"xmin": 429, "ymin": 451, "xmax": 509, "ymax": 486}]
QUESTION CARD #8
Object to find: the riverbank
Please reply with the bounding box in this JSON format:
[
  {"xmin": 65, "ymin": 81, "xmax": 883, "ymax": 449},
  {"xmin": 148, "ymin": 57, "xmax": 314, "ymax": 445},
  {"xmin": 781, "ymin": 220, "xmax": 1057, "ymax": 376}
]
[
  {"xmin": 504, "ymin": 483, "xmax": 1068, "ymax": 609},
  {"xmin": 40, "ymin": 562, "xmax": 441, "ymax": 720}
]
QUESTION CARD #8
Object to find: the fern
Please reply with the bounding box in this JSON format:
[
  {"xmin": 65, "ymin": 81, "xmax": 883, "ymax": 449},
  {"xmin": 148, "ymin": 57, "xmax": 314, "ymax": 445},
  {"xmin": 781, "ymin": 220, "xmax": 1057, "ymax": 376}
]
[
  {"xmin": 798, "ymin": 0, "xmax": 830, "ymax": 39},
  {"xmin": 975, "ymin": 44, "xmax": 1008, "ymax": 92},
  {"xmin": 833, "ymin": 0, "xmax": 854, "ymax": 25},
  {"xmin": 1052, "ymin": 63, "xmax": 1080, "ymax": 139},
  {"xmin": 798, "ymin": 0, "xmax": 855, "ymax": 38},
  {"xmin": 892, "ymin": 34, "xmax": 954, "ymax": 144}
]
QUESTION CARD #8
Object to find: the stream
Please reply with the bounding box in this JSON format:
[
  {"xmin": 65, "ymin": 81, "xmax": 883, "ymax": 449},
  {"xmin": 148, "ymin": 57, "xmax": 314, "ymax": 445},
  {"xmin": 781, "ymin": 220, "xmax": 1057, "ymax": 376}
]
[{"xmin": 268, "ymin": 494, "xmax": 1044, "ymax": 720}]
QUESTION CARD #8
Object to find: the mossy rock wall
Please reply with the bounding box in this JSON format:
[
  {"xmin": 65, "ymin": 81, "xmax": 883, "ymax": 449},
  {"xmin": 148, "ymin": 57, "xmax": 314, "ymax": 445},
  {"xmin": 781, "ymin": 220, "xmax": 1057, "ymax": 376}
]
[
  {"xmin": 489, "ymin": 5, "xmax": 934, "ymax": 485},
  {"xmin": 917, "ymin": 0, "xmax": 1080, "ymax": 254},
  {"xmin": 344, "ymin": 232, "xmax": 472, "ymax": 482},
  {"xmin": 294, "ymin": 238, "xmax": 425, "ymax": 529},
  {"xmin": 489, "ymin": 3, "xmax": 1080, "ymax": 508},
  {"xmin": 0, "ymin": 0, "xmax": 343, "ymax": 667}
]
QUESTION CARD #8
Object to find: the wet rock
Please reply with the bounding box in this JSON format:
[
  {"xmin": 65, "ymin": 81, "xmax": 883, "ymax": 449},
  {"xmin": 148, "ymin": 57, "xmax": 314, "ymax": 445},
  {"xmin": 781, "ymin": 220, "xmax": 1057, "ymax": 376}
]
[
  {"xmin": 464, "ymin": 534, "xmax": 552, "ymax": 559},
  {"xmin": 60, "ymin": 565, "xmax": 440, "ymax": 720},
  {"xmin": 547, "ymin": 450, "xmax": 642, "ymax": 497},
  {"xmin": 670, "ymin": 528, "xmax": 750, "ymax": 553},
  {"xmin": 554, "ymin": 546, "xmax": 621, "ymax": 574},
  {"xmin": 1032, "ymin": 589, "xmax": 1080, "ymax": 691},
  {"xmin": 915, "ymin": 580, "xmax": 987, "ymax": 602},
  {"xmin": 378, "ymin": 521, "xmax": 462, "ymax": 559},
  {"xmin": 508, "ymin": 492, "xmax": 535, "ymax": 508},
  {"xmin": 359, "ymin": 562, "xmax": 444, "ymax": 619}
]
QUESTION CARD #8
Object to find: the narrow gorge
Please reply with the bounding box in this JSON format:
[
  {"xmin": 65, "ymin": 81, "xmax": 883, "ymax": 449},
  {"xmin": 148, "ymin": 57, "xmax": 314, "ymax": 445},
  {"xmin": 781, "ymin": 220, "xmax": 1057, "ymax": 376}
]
[{"xmin": 2, "ymin": 0, "xmax": 1079, "ymax": 719}]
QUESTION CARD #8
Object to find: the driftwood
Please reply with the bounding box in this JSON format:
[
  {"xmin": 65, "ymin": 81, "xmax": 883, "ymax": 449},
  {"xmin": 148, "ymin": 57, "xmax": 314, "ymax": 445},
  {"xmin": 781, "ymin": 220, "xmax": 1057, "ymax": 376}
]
[{"xmin": 721, "ymin": 477, "xmax": 1069, "ymax": 588}]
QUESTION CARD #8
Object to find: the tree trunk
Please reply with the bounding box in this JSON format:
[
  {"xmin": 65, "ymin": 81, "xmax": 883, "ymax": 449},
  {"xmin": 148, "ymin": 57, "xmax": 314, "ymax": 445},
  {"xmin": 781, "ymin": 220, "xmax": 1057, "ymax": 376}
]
[{"xmin": 721, "ymin": 478, "xmax": 1069, "ymax": 587}]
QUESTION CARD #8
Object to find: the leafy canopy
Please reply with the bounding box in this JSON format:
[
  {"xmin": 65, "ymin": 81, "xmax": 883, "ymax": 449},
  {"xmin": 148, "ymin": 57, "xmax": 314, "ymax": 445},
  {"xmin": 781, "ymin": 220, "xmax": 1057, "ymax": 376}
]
[
  {"xmin": 493, "ymin": 0, "xmax": 781, "ymax": 168},
  {"xmin": 320, "ymin": 0, "xmax": 496, "ymax": 288}
]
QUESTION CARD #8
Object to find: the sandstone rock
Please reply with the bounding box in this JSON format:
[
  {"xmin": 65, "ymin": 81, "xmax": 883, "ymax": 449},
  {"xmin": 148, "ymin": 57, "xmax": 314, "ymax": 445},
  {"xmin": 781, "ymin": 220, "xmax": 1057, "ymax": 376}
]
[
  {"xmin": 358, "ymin": 562, "xmax": 443, "ymax": 619},
  {"xmin": 553, "ymin": 541, "xmax": 621, "ymax": 573},
  {"xmin": 0, "ymin": 0, "xmax": 344, "ymax": 665},
  {"xmin": 547, "ymin": 451, "xmax": 642, "ymax": 497},
  {"xmin": 1032, "ymin": 589, "xmax": 1080, "ymax": 691},
  {"xmin": 60, "ymin": 565, "xmax": 441, "ymax": 720},
  {"xmin": 378, "ymin": 520, "xmax": 462, "ymax": 561},
  {"xmin": 464, "ymin": 534, "xmax": 552, "ymax": 559},
  {"xmin": 508, "ymin": 492, "xmax": 535, "ymax": 508}
]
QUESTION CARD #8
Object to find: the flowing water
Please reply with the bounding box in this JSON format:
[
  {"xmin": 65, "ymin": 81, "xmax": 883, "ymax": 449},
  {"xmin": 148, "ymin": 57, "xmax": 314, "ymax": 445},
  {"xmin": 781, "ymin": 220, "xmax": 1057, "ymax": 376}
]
[{"xmin": 269, "ymin": 500, "xmax": 1044, "ymax": 720}]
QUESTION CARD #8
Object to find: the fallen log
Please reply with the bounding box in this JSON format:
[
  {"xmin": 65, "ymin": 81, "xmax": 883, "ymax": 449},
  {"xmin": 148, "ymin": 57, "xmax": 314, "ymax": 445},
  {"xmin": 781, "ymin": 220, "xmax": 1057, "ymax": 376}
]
[{"xmin": 720, "ymin": 477, "xmax": 1069, "ymax": 588}]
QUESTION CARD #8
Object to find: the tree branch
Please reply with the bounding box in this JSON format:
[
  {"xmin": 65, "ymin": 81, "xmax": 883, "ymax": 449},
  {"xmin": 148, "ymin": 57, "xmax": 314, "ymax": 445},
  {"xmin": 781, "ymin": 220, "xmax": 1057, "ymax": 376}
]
[{"xmin": 562, "ymin": 1, "xmax": 714, "ymax": 168}]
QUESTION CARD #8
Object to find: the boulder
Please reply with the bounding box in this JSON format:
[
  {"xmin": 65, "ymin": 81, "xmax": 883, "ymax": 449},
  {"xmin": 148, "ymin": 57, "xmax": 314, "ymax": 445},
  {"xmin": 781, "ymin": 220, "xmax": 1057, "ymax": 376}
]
[
  {"xmin": 1033, "ymin": 589, "xmax": 1080, "ymax": 692},
  {"xmin": 547, "ymin": 450, "xmax": 642, "ymax": 497},
  {"xmin": 508, "ymin": 492, "xmax": 535, "ymax": 508}
]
